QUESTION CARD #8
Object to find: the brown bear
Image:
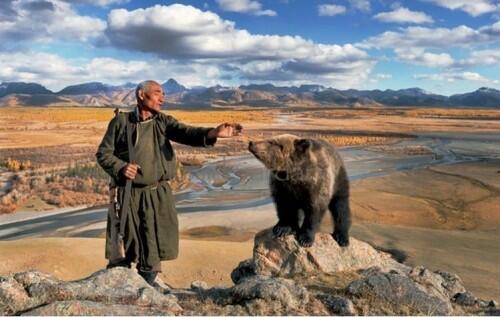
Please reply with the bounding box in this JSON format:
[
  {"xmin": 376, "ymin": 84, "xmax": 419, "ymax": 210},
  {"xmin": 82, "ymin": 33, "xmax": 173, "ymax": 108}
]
[{"xmin": 248, "ymin": 134, "xmax": 351, "ymax": 247}]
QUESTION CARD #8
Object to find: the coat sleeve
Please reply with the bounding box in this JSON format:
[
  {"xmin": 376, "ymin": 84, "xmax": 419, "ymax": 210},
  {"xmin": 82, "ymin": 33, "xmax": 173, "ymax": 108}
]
[
  {"xmin": 96, "ymin": 115, "xmax": 128, "ymax": 180},
  {"xmin": 163, "ymin": 114, "xmax": 217, "ymax": 147}
]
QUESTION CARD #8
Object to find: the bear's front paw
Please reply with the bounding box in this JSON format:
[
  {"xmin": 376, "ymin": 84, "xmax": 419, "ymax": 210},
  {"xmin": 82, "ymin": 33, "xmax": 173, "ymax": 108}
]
[
  {"xmin": 273, "ymin": 224, "xmax": 294, "ymax": 237},
  {"xmin": 333, "ymin": 231, "xmax": 350, "ymax": 247},
  {"xmin": 296, "ymin": 232, "xmax": 315, "ymax": 247}
]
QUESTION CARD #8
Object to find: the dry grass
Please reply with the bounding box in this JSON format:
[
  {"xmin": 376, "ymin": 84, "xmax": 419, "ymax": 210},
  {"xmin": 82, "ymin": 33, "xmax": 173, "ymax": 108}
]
[
  {"xmin": 0, "ymin": 107, "xmax": 277, "ymax": 127},
  {"xmin": 318, "ymin": 135, "xmax": 394, "ymax": 147},
  {"xmin": 404, "ymin": 107, "xmax": 500, "ymax": 119}
]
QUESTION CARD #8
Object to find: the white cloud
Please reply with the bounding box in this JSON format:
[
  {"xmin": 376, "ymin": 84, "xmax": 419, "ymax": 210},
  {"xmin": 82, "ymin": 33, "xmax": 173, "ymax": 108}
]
[
  {"xmin": 414, "ymin": 72, "xmax": 490, "ymax": 82},
  {"xmin": 60, "ymin": 0, "xmax": 128, "ymax": 6},
  {"xmin": 0, "ymin": 52, "xmax": 223, "ymax": 91},
  {"xmin": 375, "ymin": 73, "xmax": 392, "ymax": 80},
  {"xmin": 318, "ymin": 4, "xmax": 346, "ymax": 16},
  {"xmin": 395, "ymin": 48, "xmax": 454, "ymax": 67},
  {"xmin": 458, "ymin": 49, "xmax": 500, "ymax": 67},
  {"xmin": 421, "ymin": 0, "xmax": 498, "ymax": 17},
  {"xmin": 348, "ymin": 0, "xmax": 371, "ymax": 12},
  {"xmin": 215, "ymin": 0, "xmax": 276, "ymax": 16},
  {"xmin": 0, "ymin": 0, "xmax": 106, "ymax": 50},
  {"xmin": 103, "ymin": 4, "xmax": 375, "ymax": 87},
  {"xmin": 374, "ymin": 7, "xmax": 434, "ymax": 24},
  {"xmin": 361, "ymin": 22, "xmax": 500, "ymax": 49}
]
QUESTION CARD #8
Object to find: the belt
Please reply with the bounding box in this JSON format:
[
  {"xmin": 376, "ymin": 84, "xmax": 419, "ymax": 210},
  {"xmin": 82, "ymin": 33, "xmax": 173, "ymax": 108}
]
[{"xmin": 120, "ymin": 179, "xmax": 170, "ymax": 190}]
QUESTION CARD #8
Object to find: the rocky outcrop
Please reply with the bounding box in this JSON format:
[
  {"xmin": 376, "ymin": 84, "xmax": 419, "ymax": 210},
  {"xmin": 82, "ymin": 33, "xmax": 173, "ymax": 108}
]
[
  {"xmin": 251, "ymin": 228, "xmax": 407, "ymax": 277},
  {"xmin": 1, "ymin": 228, "xmax": 497, "ymax": 315},
  {"xmin": 0, "ymin": 268, "xmax": 181, "ymax": 315}
]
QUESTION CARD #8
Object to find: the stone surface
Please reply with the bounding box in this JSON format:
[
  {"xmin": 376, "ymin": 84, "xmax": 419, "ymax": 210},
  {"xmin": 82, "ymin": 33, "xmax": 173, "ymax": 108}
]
[
  {"xmin": 253, "ymin": 228, "xmax": 407, "ymax": 277},
  {"xmin": 22, "ymin": 300, "xmax": 167, "ymax": 316},
  {"xmin": 190, "ymin": 280, "xmax": 209, "ymax": 291},
  {"xmin": 347, "ymin": 269, "xmax": 453, "ymax": 315},
  {"xmin": 231, "ymin": 258, "xmax": 256, "ymax": 284},
  {"xmin": 0, "ymin": 268, "xmax": 182, "ymax": 316},
  {"xmin": 316, "ymin": 294, "xmax": 356, "ymax": 316},
  {"xmin": 454, "ymin": 292, "xmax": 477, "ymax": 306},
  {"xmin": 230, "ymin": 275, "xmax": 309, "ymax": 310}
]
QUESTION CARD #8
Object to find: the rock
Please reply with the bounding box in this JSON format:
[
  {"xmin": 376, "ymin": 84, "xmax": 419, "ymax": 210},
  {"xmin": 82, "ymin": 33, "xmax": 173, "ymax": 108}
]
[
  {"xmin": 191, "ymin": 280, "xmax": 208, "ymax": 291},
  {"xmin": 316, "ymin": 294, "xmax": 356, "ymax": 316},
  {"xmin": 253, "ymin": 228, "xmax": 407, "ymax": 277},
  {"xmin": 22, "ymin": 300, "xmax": 167, "ymax": 316},
  {"xmin": 230, "ymin": 275, "xmax": 309, "ymax": 310},
  {"xmin": 231, "ymin": 258, "xmax": 256, "ymax": 284},
  {"xmin": 453, "ymin": 292, "xmax": 477, "ymax": 306},
  {"xmin": 0, "ymin": 268, "xmax": 182, "ymax": 316},
  {"xmin": 434, "ymin": 270, "xmax": 467, "ymax": 298},
  {"xmin": 408, "ymin": 266, "xmax": 466, "ymax": 302},
  {"xmin": 347, "ymin": 270, "xmax": 453, "ymax": 315}
]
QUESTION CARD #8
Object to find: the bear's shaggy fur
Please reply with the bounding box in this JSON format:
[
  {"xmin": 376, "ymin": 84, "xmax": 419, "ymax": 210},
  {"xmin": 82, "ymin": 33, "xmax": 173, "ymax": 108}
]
[{"xmin": 248, "ymin": 134, "xmax": 351, "ymax": 247}]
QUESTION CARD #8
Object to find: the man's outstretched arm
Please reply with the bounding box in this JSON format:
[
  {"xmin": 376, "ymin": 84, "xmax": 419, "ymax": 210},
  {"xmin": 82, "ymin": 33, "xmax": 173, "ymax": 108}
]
[{"xmin": 163, "ymin": 115, "xmax": 242, "ymax": 147}]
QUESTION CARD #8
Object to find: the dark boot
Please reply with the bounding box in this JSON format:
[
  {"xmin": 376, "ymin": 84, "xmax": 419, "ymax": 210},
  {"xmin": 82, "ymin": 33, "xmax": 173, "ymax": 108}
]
[
  {"xmin": 139, "ymin": 271, "xmax": 158, "ymax": 286},
  {"xmin": 106, "ymin": 259, "xmax": 131, "ymax": 269}
]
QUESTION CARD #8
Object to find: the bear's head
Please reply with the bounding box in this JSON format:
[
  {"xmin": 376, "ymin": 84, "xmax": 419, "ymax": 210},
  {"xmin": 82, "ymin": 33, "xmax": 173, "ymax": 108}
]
[{"xmin": 248, "ymin": 134, "xmax": 313, "ymax": 179}]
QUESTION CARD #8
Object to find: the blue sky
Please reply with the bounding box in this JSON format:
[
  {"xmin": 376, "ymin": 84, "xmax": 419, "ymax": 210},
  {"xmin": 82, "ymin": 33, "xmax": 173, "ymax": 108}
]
[{"xmin": 0, "ymin": 0, "xmax": 499, "ymax": 95}]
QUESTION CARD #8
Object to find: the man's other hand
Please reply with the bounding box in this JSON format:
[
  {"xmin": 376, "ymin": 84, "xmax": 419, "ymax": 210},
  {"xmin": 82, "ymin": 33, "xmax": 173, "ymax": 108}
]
[
  {"xmin": 121, "ymin": 163, "xmax": 141, "ymax": 180},
  {"xmin": 208, "ymin": 123, "xmax": 243, "ymax": 138}
]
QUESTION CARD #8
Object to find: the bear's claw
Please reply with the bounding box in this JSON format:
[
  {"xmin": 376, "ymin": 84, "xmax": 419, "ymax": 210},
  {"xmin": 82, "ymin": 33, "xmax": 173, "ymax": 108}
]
[
  {"xmin": 333, "ymin": 231, "xmax": 350, "ymax": 247},
  {"xmin": 273, "ymin": 224, "xmax": 294, "ymax": 237},
  {"xmin": 296, "ymin": 232, "xmax": 315, "ymax": 247}
]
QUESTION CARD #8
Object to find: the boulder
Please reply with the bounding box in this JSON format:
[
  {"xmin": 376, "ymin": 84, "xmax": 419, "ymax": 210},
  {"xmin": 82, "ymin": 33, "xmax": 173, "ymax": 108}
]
[
  {"xmin": 252, "ymin": 228, "xmax": 407, "ymax": 277},
  {"xmin": 0, "ymin": 268, "xmax": 182, "ymax": 316},
  {"xmin": 347, "ymin": 269, "xmax": 453, "ymax": 315},
  {"xmin": 230, "ymin": 275, "xmax": 309, "ymax": 310}
]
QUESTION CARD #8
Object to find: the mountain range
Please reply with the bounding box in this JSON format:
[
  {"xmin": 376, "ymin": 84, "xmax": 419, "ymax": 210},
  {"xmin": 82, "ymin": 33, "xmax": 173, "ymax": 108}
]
[{"xmin": 0, "ymin": 80, "xmax": 499, "ymax": 108}]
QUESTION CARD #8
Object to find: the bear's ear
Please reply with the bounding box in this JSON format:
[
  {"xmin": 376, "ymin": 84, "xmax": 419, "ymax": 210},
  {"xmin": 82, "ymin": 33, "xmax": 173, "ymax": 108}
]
[{"xmin": 294, "ymin": 139, "xmax": 312, "ymax": 153}]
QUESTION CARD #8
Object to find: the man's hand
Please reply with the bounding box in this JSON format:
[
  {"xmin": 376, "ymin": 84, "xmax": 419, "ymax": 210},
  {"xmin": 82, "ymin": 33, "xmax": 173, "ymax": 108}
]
[
  {"xmin": 121, "ymin": 163, "xmax": 141, "ymax": 180},
  {"xmin": 208, "ymin": 123, "xmax": 243, "ymax": 138}
]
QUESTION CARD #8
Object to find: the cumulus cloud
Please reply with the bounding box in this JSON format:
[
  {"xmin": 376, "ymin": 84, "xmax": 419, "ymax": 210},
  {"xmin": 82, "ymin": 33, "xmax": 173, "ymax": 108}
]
[
  {"xmin": 103, "ymin": 4, "xmax": 375, "ymax": 87},
  {"xmin": 374, "ymin": 7, "xmax": 434, "ymax": 24},
  {"xmin": 421, "ymin": 0, "xmax": 498, "ymax": 17},
  {"xmin": 0, "ymin": 0, "xmax": 106, "ymax": 50},
  {"xmin": 215, "ymin": 0, "xmax": 276, "ymax": 16},
  {"xmin": 361, "ymin": 22, "xmax": 500, "ymax": 49},
  {"xmin": 458, "ymin": 49, "xmax": 500, "ymax": 67},
  {"xmin": 395, "ymin": 48, "xmax": 454, "ymax": 67},
  {"xmin": 414, "ymin": 72, "xmax": 491, "ymax": 82},
  {"xmin": 318, "ymin": 4, "xmax": 346, "ymax": 16},
  {"xmin": 0, "ymin": 52, "xmax": 224, "ymax": 91},
  {"xmin": 348, "ymin": 0, "xmax": 371, "ymax": 12}
]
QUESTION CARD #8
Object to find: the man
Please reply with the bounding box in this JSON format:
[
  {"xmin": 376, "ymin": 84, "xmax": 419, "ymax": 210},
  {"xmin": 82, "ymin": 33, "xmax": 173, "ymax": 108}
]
[{"xmin": 96, "ymin": 80, "xmax": 242, "ymax": 286}]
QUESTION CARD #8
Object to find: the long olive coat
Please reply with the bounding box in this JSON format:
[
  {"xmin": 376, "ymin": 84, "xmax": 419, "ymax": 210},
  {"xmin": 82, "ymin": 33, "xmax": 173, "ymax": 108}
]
[{"xmin": 96, "ymin": 110, "xmax": 215, "ymax": 268}]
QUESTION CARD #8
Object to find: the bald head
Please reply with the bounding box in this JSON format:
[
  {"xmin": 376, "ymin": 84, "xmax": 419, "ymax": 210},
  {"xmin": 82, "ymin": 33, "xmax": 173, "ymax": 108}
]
[{"xmin": 135, "ymin": 80, "xmax": 161, "ymax": 101}]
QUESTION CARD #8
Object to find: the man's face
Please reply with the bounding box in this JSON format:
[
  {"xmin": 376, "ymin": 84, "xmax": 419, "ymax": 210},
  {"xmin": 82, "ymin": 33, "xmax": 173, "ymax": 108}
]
[{"xmin": 139, "ymin": 82, "xmax": 165, "ymax": 113}]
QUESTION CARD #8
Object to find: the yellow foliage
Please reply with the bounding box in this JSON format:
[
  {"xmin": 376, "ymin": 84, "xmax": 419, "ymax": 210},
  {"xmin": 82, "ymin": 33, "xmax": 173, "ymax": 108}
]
[
  {"xmin": 3, "ymin": 158, "xmax": 32, "ymax": 171},
  {"xmin": 0, "ymin": 107, "xmax": 277, "ymax": 125}
]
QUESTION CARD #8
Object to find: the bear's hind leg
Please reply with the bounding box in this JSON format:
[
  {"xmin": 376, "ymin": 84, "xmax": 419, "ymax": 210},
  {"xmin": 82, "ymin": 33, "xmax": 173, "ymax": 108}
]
[
  {"xmin": 329, "ymin": 194, "xmax": 351, "ymax": 247},
  {"xmin": 273, "ymin": 197, "xmax": 300, "ymax": 238}
]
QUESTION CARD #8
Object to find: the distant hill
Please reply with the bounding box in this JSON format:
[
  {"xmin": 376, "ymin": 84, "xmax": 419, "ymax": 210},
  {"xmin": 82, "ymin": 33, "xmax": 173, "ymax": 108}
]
[
  {"xmin": 162, "ymin": 78, "xmax": 187, "ymax": 95},
  {"xmin": 0, "ymin": 81, "xmax": 499, "ymax": 108},
  {"xmin": 450, "ymin": 87, "xmax": 500, "ymax": 108},
  {"xmin": 57, "ymin": 82, "xmax": 115, "ymax": 95},
  {"xmin": 0, "ymin": 82, "xmax": 53, "ymax": 98}
]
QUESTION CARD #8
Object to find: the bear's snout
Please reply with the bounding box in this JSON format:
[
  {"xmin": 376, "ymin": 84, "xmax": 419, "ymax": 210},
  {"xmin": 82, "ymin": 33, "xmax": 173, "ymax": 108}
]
[
  {"xmin": 248, "ymin": 141, "xmax": 256, "ymax": 154},
  {"xmin": 248, "ymin": 141, "xmax": 262, "ymax": 158}
]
